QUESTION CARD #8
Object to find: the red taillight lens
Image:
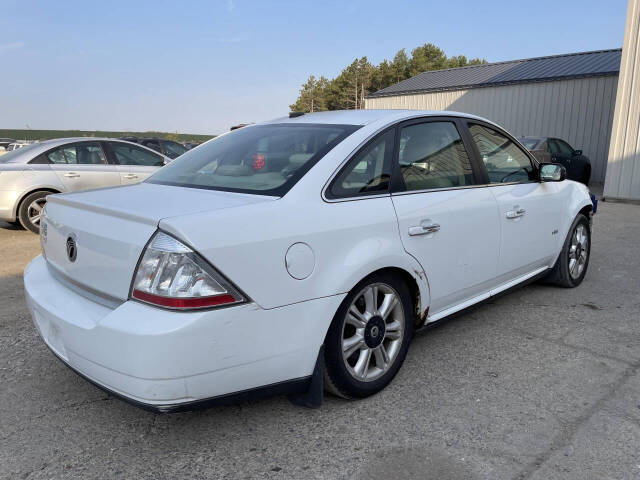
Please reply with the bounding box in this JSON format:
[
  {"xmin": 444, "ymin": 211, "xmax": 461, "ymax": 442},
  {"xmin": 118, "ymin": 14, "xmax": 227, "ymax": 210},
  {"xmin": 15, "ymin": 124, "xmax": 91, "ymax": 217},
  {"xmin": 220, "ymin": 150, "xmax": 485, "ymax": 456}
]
[
  {"xmin": 131, "ymin": 231, "xmax": 245, "ymax": 310},
  {"xmin": 253, "ymin": 153, "xmax": 265, "ymax": 171}
]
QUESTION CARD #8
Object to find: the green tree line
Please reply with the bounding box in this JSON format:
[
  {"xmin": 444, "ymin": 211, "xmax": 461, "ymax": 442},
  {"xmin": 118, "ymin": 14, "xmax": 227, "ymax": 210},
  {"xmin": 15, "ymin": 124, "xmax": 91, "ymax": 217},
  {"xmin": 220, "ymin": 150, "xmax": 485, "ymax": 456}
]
[{"xmin": 290, "ymin": 43, "xmax": 486, "ymax": 112}]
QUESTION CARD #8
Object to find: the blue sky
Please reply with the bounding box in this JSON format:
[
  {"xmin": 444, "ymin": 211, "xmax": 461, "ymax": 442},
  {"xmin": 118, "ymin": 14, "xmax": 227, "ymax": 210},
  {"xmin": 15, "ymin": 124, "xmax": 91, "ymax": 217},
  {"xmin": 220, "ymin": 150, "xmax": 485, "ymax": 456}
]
[{"xmin": 0, "ymin": 0, "xmax": 628, "ymax": 135}]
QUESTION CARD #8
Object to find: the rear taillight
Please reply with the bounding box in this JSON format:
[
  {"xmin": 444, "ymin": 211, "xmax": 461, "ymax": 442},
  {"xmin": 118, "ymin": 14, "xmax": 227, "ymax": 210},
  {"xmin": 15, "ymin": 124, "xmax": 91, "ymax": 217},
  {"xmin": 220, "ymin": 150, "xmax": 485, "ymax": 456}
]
[{"xmin": 131, "ymin": 231, "xmax": 245, "ymax": 310}]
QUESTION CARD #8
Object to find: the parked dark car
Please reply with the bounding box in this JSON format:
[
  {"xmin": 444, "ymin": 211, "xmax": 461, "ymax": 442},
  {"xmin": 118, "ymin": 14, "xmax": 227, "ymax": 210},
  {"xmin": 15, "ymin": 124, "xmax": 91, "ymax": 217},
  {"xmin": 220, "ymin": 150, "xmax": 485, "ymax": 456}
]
[
  {"xmin": 118, "ymin": 137, "xmax": 188, "ymax": 159},
  {"xmin": 0, "ymin": 138, "xmax": 16, "ymax": 149},
  {"xmin": 520, "ymin": 137, "xmax": 591, "ymax": 185}
]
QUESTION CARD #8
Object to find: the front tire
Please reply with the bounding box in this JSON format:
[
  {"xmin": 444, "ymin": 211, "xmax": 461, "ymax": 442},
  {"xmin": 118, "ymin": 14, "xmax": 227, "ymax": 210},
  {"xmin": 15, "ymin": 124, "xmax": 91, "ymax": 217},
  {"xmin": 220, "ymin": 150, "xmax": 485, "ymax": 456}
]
[
  {"xmin": 18, "ymin": 191, "xmax": 48, "ymax": 234},
  {"xmin": 545, "ymin": 214, "xmax": 591, "ymax": 287},
  {"xmin": 324, "ymin": 272, "xmax": 414, "ymax": 399}
]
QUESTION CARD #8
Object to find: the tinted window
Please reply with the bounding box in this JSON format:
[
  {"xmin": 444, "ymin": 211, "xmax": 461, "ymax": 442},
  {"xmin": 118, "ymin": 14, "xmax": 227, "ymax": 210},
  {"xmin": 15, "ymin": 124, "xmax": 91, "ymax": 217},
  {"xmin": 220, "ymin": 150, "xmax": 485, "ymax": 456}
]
[
  {"xmin": 398, "ymin": 121, "xmax": 474, "ymax": 191},
  {"xmin": 521, "ymin": 138, "xmax": 542, "ymax": 150},
  {"xmin": 110, "ymin": 142, "xmax": 164, "ymax": 166},
  {"xmin": 329, "ymin": 129, "xmax": 394, "ymax": 198},
  {"xmin": 556, "ymin": 139, "xmax": 574, "ymax": 155},
  {"xmin": 148, "ymin": 124, "xmax": 359, "ymax": 196},
  {"xmin": 46, "ymin": 142, "xmax": 107, "ymax": 165},
  {"xmin": 143, "ymin": 141, "xmax": 162, "ymax": 153},
  {"xmin": 468, "ymin": 124, "xmax": 535, "ymax": 184},
  {"xmin": 161, "ymin": 140, "xmax": 187, "ymax": 159}
]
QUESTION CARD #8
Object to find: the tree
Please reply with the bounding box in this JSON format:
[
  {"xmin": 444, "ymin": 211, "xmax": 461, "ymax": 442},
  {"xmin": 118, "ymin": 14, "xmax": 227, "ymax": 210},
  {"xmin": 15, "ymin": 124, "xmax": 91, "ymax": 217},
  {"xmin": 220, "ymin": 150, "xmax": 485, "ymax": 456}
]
[
  {"xmin": 391, "ymin": 49, "xmax": 410, "ymax": 83},
  {"xmin": 290, "ymin": 43, "xmax": 487, "ymax": 111},
  {"xmin": 289, "ymin": 75, "xmax": 329, "ymax": 113}
]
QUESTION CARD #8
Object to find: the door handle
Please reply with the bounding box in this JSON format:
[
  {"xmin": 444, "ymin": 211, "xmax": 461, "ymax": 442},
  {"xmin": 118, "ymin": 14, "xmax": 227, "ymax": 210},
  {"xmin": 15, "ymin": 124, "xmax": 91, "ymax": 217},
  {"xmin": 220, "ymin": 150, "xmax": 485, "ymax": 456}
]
[
  {"xmin": 124, "ymin": 174, "xmax": 139, "ymax": 179},
  {"xmin": 408, "ymin": 223, "xmax": 440, "ymax": 236},
  {"xmin": 64, "ymin": 172, "xmax": 80, "ymax": 178},
  {"xmin": 506, "ymin": 208, "xmax": 526, "ymax": 219}
]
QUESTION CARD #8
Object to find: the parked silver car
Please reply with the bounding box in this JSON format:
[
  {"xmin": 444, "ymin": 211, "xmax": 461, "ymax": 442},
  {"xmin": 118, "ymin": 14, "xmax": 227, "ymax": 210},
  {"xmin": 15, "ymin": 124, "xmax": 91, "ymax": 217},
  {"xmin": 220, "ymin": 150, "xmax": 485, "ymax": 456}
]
[{"xmin": 0, "ymin": 138, "xmax": 169, "ymax": 233}]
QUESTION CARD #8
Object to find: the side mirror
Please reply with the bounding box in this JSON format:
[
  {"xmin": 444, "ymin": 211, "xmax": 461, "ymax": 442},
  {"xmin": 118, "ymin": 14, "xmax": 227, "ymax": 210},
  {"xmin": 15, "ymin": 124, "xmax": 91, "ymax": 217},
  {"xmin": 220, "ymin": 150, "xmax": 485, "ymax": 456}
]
[
  {"xmin": 540, "ymin": 163, "xmax": 566, "ymax": 182},
  {"xmin": 572, "ymin": 150, "xmax": 582, "ymax": 156}
]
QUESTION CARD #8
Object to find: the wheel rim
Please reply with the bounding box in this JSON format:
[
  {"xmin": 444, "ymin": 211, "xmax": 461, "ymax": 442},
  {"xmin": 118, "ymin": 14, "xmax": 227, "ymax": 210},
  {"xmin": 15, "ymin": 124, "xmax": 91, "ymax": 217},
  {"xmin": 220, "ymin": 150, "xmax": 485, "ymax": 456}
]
[
  {"xmin": 27, "ymin": 198, "xmax": 46, "ymax": 227},
  {"xmin": 569, "ymin": 224, "xmax": 589, "ymax": 279},
  {"xmin": 341, "ymin": 282, "xmax": 405, "ymax": 382}
]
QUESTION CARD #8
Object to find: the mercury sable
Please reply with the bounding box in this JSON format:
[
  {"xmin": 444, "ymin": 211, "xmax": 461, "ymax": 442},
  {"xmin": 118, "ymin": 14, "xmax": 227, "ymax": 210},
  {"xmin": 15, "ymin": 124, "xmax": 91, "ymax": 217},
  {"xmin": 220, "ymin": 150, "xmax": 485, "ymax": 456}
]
[{"xmin": 24, "ymin": 110, "xmax": 594, "ymax": 412}]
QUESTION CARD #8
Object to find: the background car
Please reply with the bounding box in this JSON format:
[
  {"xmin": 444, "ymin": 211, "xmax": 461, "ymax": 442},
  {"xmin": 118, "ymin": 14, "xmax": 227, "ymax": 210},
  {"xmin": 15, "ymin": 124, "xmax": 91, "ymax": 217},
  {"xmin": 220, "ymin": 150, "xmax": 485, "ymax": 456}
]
[
  {"xmin": 118, "ymin": 137, "xmax": 188, "ymax": 159},
  {"xmin": 520, "ymin": 136, "xmax": 591, "ymax": 185},
  {"xmin": 24, "ymin": 110, "xmax": 594, "ymax": 412},
  {"xmin": 0, "ymin": 138, "xmax": 169, "ymax": 233},
  {"xmin": 0, "ymin": 138, "xmax": 16, "ymax": 149},
  {"xmin": 6, "ymin": 140, "xmax": 33, "ymax": 151}
]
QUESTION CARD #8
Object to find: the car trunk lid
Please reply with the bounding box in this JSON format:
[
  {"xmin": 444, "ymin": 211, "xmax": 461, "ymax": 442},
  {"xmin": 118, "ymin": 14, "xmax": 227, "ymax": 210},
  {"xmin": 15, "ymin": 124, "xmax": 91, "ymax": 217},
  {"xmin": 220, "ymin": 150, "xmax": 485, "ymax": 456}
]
[{"xmin": 42, "ymin": 183, "xmax": 276, "ymax": 301}]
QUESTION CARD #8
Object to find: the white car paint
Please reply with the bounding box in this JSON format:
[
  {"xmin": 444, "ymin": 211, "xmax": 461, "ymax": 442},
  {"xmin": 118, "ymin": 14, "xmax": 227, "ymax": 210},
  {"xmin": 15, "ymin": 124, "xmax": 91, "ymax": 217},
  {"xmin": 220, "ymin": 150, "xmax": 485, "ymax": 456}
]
[{"xmin": 24, "ymin": 110, "xmax": 594, "ymax": 410}]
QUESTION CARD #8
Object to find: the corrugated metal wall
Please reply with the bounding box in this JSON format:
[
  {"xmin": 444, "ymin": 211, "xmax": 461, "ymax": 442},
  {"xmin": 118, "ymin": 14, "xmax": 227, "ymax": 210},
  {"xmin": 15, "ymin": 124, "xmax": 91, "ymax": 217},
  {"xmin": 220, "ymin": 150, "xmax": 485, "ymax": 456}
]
[
  {"xmin": 365, "ymin": 76, "xmax": 619, "ymax": 182},
  {"xmin": 604, "ymin": 0, "xmax": 640, "ymax": 201}
]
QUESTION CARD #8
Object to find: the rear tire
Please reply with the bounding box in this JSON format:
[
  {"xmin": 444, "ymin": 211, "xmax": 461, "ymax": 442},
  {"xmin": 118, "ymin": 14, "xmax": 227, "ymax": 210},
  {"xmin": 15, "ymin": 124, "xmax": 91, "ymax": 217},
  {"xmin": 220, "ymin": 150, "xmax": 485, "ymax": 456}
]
[
  {"xmin": 544, "ymin": 214, "xmax": 591, "ymax": 288},
  {"xmin": 18, "ymin": 191, "xmax": 48, "ymax": 234},
  {"xmin": 323, "ymin": 272, "xmax": 414, "ymax": 399}
]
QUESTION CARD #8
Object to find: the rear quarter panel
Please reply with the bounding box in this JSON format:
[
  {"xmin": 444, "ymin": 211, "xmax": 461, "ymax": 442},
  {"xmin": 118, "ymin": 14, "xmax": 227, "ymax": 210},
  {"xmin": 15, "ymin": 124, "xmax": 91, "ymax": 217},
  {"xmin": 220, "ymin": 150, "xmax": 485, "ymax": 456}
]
[{"xmin": 160, "ymin": 195, "xmax": 429, "ymax": 312}]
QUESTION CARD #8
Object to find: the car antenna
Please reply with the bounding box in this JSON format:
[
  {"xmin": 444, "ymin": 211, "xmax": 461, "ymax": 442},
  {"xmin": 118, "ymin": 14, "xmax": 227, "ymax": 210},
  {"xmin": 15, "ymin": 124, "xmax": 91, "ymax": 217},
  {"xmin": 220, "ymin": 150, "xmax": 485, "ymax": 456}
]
[{"xmin": 289, "ymin": 112, "xmax": 305, "ymax": 118}]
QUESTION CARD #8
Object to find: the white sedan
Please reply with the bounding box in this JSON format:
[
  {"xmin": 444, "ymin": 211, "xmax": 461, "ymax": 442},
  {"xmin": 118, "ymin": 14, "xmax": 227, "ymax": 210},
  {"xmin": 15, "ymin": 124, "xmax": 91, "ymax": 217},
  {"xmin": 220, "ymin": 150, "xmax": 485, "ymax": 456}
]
[{"xmin": 24, "ymin": 110, "xmax": 594, "ymax": 411}]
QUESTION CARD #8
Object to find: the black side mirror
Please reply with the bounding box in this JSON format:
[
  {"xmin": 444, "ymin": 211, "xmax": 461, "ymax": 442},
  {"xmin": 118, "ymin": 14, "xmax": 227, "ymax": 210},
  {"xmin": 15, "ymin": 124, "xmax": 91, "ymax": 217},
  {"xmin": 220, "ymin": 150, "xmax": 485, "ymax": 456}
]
[
  {"xmin": 572, "ymin": 150, "xmax": 582, "ymax": 156},
  {"xmin": 540, "ymin": 163, "xmax": 567, "ymax": 182}
]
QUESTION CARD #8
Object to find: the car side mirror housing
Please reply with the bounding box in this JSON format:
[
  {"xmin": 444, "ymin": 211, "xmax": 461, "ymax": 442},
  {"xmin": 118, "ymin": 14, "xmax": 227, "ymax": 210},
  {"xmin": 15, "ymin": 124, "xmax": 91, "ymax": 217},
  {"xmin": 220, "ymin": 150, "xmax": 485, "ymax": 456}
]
[
  {"xmin": 540, "ymin": 163, "xmax": 567, "ymax": 182},
  {"xmin": 572, "ymin": 150, "xmax": 582, "ymax": 156}
]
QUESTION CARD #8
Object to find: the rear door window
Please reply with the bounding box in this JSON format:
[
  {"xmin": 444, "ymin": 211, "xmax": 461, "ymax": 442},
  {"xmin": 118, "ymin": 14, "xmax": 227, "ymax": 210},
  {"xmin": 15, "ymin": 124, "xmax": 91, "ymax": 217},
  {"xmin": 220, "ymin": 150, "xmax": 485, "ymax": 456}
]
[
  {"xmin": 46, "ymin": 142, "xmax": 107, "ymax": 165},
  {"xmin": 397, "ymin": 121, "xmax": 475, "ymax": 191}
]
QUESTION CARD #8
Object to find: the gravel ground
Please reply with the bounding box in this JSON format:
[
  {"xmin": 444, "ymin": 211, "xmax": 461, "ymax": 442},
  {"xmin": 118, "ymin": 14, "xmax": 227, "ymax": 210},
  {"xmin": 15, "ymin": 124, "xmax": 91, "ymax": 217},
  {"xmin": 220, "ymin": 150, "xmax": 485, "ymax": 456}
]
[{"xmin": 1, "ymin": 199, "xmax": 639, "ymax": 480}]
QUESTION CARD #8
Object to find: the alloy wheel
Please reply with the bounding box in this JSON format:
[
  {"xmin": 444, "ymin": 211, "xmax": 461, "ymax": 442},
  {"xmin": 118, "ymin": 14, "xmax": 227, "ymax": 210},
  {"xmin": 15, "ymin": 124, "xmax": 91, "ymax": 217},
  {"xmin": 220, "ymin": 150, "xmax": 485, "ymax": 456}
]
[
  {"xmin": 341, "ymin": 283, "xmax": 405, "ymax": 382},
  {"xmin": 568, "ymin": 224, "xmax": 589, "ymax": 279},
  {"xmin": 27, "ymin": 198, "xmax": 46, "ymax": 228}
]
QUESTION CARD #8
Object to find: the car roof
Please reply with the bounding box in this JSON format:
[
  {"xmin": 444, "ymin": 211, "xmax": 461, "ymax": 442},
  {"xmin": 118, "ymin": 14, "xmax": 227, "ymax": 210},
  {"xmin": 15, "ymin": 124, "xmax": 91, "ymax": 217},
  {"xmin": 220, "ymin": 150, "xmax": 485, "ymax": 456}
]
[
  {"xmin": 0, "ymin": 137, "xmax": 163, "ymax": 164},
  {"xmin": 262, "ymin": 109, "xmax": 494, "ymax": 126}
]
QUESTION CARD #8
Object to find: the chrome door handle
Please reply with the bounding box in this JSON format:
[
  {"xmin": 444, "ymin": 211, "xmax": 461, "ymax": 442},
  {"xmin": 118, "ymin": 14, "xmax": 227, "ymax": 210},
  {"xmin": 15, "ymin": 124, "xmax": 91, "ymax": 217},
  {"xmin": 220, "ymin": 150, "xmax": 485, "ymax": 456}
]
[
  {"xmin": 408, "ymin": 223, "xmax": 440, "ymax": 236},
  {"xmin": 64, "ymin": 172, "xmax": 80, "ymax": 178},
  {"xmin": 506, "ymin": 208, "xmax": 526, "ymax": 219},
  {"xmin": 124, "ymin": 174, "xmax": 139, "ymax": 179}
]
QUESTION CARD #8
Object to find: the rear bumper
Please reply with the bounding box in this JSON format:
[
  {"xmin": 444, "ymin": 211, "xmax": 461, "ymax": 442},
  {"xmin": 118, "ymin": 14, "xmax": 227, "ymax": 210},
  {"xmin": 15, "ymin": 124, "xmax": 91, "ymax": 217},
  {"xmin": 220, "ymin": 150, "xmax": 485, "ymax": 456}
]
[
  {"xmin": 0, "ymin": 189, "xmax": 19, "ymax": 222},
  {"xmin": 24, "ymin": 255, "xmax": 343, "ymax": 411}
]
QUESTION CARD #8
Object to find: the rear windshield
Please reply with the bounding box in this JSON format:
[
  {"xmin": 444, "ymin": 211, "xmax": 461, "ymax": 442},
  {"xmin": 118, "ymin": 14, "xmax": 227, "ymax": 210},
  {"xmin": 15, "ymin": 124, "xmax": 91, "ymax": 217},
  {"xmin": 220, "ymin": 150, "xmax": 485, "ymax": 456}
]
[
  {"xmin": 520, "ymin": 138, "xmax": 542, "ymax": 150},
  {"xmin": 147, "ymin": 123, "xmax": 360, "ymax": 196},
  {"xmin": 0, "ymin": 143, "xmax": 41, "ymax": 163}
]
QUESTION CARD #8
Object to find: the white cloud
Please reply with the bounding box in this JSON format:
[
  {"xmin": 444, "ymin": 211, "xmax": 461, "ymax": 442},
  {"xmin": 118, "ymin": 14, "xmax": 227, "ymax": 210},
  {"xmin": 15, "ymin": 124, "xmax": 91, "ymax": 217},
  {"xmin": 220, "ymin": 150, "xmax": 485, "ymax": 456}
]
[{"xmin": 0, "ymin": 42, "xmax": 25, "ymax": 54}]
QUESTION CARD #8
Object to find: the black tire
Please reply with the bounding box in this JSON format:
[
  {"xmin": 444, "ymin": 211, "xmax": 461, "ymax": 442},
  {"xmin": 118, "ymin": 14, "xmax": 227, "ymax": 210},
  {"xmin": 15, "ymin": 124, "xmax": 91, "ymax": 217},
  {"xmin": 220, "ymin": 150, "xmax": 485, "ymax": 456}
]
[
  {"xmin": 324, "ymin": 272, "xmax": 414, "ymax": 399},
  {"xmin": 18, "ymin": 191, "xmax": 48, "ymax": 234},
  {"xmin": 544, "ymin": 214, "xmax": 591, "ymax": 287}
]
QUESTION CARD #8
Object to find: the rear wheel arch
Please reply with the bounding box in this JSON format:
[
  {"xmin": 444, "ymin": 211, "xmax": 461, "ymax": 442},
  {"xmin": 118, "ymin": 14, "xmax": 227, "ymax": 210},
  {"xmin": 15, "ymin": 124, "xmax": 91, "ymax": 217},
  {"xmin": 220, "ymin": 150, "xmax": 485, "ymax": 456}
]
[
  {"xmin": 342, "ymin": 266, "xmax": 427, "ymax": 329},
  {"xmin": 16, "ymin": 188, "xmax": 60, "ymax": 232},
  {"xmin": 16, "ymin": 187, "xmax": 60, "ymax": 217}
]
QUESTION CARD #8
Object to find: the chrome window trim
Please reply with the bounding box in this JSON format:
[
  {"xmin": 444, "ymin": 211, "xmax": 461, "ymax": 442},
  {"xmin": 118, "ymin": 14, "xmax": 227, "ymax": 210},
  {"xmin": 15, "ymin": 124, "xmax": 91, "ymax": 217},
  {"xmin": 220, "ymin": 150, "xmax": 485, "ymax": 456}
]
[{"xmin": 390, "ymin": 181, "xmax": 527, "ymax": 196}]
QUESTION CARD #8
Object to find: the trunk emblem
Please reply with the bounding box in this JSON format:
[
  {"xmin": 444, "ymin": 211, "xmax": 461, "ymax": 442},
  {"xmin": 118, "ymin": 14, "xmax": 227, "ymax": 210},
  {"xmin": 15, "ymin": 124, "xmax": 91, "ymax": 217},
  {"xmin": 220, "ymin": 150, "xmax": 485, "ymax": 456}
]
[{"xmin": 66, "ymin": 236, "xmax": 77, "ymax": 262}]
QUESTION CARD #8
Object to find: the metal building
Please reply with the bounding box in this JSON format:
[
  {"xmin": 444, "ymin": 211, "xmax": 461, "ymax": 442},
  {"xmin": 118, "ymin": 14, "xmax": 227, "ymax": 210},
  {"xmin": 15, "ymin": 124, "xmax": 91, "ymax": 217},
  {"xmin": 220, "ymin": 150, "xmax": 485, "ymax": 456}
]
[
  {"xmin": 365, "ymin": 49, "xmax": 622, "ymax": 183},
  {"xmin": 605, "ymin": 0, "xmax": 640, "ymax": 202}
]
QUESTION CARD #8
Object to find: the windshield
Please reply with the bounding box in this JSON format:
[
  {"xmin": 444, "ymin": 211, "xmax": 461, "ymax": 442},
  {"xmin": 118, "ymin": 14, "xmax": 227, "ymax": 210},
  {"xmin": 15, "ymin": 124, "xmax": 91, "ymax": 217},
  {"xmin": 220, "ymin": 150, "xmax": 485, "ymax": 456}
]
[
  {"xmin": 520, "ymin": 138, "xmax": 542, "ymax": 150},
  {"xmin": 0, "ymin": 143, "xmax": 41, "ymax": 163},
  {"xmin": 147, "ymin": 123, "xmax": 360, "ymax": 196}
]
